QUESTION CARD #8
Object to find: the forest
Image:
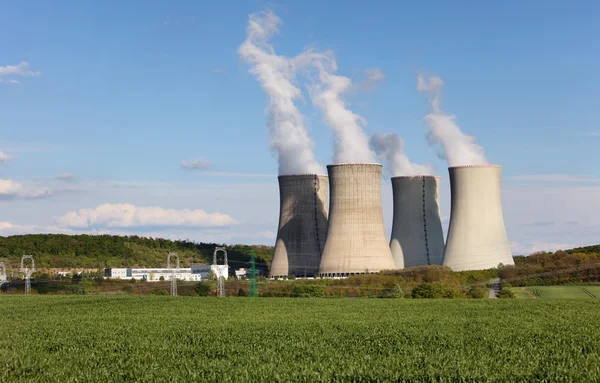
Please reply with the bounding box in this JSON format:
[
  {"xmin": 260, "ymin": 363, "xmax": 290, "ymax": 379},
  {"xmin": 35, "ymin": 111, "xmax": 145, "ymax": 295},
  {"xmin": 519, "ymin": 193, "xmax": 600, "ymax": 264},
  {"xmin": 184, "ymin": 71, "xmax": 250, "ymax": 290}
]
[{"xmin": 0, "ymin": 234, "xmax": 272, "ymax": 273}]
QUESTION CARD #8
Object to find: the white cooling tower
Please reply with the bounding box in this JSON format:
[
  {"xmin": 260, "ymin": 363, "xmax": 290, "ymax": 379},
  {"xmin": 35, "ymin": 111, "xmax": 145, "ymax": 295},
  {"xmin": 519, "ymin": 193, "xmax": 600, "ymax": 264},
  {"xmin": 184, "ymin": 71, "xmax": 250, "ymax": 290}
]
[
  {"xmin": 443, "ymin": 165, "xmax": 514, "ymax": 271},
  {"xmin": 390, "ymin": 176, "xmax": 445, "ymax": 269},
  {"xmin": 318, "ymin": 163, "xmax": 395, "ymax": 276},
  {"xmin": 270, "ymin": 175, "xmax": 328, "ymax": 278}
]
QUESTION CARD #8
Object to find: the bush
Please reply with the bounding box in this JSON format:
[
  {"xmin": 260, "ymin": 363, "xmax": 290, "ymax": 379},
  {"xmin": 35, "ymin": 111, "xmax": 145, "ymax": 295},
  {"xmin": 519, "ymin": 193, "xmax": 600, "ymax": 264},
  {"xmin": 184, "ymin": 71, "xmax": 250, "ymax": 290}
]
[
  {"xmin": 159, "ymin": 276, "xmax": 165, "ymax": 281},
  {"xmin": 290, "ymin": 285, "xmax": 324, "ymax": 298},
  {"xmin": 129, "ymin": 278, "xmax": 136, "ymax": 284},
  {"xmin": 467, "ymin": 286, "xmax": 488, "ymax": 299},
  {"xmin": 411, "ymin": 282, "xmax": 443, "ymax": 299},
  {"xmin": 150, "ymin": 289, "xmax": 168, "ymax": 296},
  {"xmin": 237, "ymin": 288, "xmax": 248, "ymax": 297},
  {"xmin": 195, "ymin": 282, "xmax": 211, "ymax": 296},
  {"xmin": 497, "ymin": 289, "xmax": 516, "ymax": 299}
]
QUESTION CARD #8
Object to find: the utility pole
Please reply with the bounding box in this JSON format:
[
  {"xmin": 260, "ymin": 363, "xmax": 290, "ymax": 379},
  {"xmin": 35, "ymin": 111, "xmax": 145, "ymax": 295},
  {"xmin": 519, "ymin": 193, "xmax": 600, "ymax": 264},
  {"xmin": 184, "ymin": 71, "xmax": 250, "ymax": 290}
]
[
  {"xmin": 213, "ymin": 247, "xmax": 228, "ymax": 297},
  {"xmin": 20, "ymin": 255, "xmax": 35, "ymax": 295},
  {"xmin": 167, "ymin": 252, "xmax": 179, "ymax": 296}
]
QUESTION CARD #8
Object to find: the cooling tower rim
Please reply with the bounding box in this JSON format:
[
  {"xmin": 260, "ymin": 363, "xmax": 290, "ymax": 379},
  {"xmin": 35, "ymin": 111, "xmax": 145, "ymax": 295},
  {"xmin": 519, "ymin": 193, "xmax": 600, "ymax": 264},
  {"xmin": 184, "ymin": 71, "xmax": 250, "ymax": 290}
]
[
  {"xmin": 326, "ymin": 162, "xmax": 383, "ymax": 168},
  {"xmin": 391, "ymin": 175, "xmax": 440, "ymax": 179},
  {"xmin": 278, "ymin": 173, "xmax": 328, "ymax": 178},
  {"xmin": 449, "ymin": 164, "xmax": 501, "ymax": 169}
]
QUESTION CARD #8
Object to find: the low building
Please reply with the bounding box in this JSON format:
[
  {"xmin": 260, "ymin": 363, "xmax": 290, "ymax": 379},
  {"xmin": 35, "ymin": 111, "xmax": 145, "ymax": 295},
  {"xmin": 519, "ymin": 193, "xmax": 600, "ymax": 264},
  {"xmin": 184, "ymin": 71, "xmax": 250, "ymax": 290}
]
[{"xmin": 104, "ymin": 267, "xmax": 202, "ymax": 282}]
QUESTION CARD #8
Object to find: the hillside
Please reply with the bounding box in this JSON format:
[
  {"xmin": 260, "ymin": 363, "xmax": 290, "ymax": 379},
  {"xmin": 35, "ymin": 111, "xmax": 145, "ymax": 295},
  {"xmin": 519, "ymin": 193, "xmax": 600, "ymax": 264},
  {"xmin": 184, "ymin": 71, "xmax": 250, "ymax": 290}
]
[{"xmin": 0, "ymin": 234, "xmax": 273, "ymax": 272}]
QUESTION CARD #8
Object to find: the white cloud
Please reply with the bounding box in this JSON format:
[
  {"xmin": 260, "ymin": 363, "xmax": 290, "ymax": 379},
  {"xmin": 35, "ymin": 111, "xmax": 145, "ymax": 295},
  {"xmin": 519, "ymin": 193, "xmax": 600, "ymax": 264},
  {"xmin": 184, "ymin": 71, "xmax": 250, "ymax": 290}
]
[
  {"xmin": 180, "ymin": 157, "xmax": 213, "ymax": 170},
  {"xmin": 54, "ymin": 203, "xmax": 238, "ymax": 229},
  {"xmin": 55, "ymin": 173, "xmax": 79, "ymax": 182},
  {"xmin": 0, "ymin": 151, "xmax": 14, "ymax": 163},
  {"xmin": 0, "ymin": 179, "xmax": 52, "ymax": 200},
  {"xmin": 0, "ymin": 79, "xmax": 20, "ymax": 85},
  {"xmin": 0, "ymin": 61, "xmax": 41, "ymax": 77}
]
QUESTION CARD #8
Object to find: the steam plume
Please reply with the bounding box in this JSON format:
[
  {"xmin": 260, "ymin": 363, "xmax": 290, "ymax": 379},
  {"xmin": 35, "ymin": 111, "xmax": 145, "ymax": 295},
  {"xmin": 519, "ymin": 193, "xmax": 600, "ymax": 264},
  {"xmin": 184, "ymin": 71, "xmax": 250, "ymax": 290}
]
[
  {"xmin": 369, "ymin": 133, "xmax": 434, "ymax": 176},
  {"xmin": 238, "ymin": 11, "xmax": 323, "ymax": 175},
  {"xmin": 417, "ymin": 73, "xmax": 488, "ymax": 166},
  {"xmin": 309, "ymin": 56, "xmax": 376, "ymax": 164}
]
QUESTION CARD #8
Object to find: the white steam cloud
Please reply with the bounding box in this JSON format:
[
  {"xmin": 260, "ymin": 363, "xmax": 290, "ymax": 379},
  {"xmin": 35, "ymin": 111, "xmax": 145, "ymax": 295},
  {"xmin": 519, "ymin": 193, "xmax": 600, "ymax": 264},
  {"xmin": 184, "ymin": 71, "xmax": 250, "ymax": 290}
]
[
  {"xmin": 417, "ymin": 73, "xmax": 488, "ymax": 166},
  {"xmin": 309, "ymin": 55, "xmax": 376, "ymax": 164},
  {"xmin": 369, "ymin": 133, "xmax": 434, "ymax": 176},
  {"xmin": 238, "ymin": 11, "xmax": 323, "ymax": 175}
]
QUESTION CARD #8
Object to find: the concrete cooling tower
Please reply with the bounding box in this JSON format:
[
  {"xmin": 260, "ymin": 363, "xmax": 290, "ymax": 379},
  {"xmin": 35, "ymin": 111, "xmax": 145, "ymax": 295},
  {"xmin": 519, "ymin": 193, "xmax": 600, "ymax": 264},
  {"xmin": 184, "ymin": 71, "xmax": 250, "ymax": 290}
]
[
  {"xmin": 270, "ymin": 175, "xmax": 328, "ymax": 278},
  {"xmin": 318, "ymin": 163, "xmax": 395, "ymax": 276},
  {"xmin": 443, "ymin": 165, "xmax": 514, "ymax": 271},
  {"xmin": 390, "ymin": 176, "xmax": 445, "ymax": 269}
]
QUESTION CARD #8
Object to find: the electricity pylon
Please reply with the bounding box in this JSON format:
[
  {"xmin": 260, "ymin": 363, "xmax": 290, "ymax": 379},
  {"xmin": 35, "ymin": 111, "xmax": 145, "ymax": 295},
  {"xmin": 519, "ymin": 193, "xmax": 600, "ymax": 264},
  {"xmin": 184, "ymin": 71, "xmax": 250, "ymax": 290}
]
[
  {"xmin": 20, "ymin": 255, "xmax": 35, "ymax": 295},
  {"xmin": 213, "ymin": 247, "xmax": 228, "ymax": 297},
  {"xmin": 167, "ymin": 252, "xmax": 179, "ymax": 296}
]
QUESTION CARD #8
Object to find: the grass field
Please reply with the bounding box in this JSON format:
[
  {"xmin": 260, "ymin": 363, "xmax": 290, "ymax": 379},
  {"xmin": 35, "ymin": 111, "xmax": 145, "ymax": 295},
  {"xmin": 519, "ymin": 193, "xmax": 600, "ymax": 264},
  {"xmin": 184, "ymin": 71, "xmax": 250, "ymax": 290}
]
[
  {"xmin": 1, "ymin": 297, "xmax": 599, "ymax": 382},
  {"xmin": 511, "ymin": 285, "xmax": 600, "ymax": 299}
]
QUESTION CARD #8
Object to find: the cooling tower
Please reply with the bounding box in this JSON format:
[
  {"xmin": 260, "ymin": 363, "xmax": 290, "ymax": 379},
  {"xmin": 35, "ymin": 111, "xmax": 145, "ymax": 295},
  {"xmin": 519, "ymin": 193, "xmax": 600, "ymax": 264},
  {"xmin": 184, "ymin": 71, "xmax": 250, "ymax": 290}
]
[
  {"xmin": 270, "ymin": 174, "xmax": 328, "ymax": 278},
  {"xmin": 443, "ymin": 165, "xmax": 514, "ymax": 271},
  {"xmin": 318, "ymin": 163, "xmax": 395, "ymax": 276},
  {"xmin": 390, "ymin": 176, "xmax": 445, "ymax": 269}
]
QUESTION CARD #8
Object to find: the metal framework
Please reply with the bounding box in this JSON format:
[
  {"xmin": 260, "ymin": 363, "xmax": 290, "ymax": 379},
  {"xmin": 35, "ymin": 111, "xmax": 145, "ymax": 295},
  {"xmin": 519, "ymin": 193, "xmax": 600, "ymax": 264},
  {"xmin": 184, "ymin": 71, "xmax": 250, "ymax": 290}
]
[
  {"xmin": 0, "ymin": 262, "xmax": 7, "ymax": 290},
  {"xmin": 20, "ymin": 255, "xmax": 35, "ymax": 295},
  {"xmin": 213, "ymin": 247, "xmax": 228, "ymax": 297},
  {"xmin": 167, "ymin": 252, "xmax": 180, "ymax": 296}
]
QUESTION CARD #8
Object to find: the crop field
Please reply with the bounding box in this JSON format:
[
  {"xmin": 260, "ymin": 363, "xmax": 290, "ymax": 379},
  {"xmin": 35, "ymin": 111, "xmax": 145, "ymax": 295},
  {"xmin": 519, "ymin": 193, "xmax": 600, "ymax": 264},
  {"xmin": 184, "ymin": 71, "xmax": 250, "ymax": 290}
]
[
  {"xmin": 511, "ymin": 285, "xmax": 600, "ymax": 299},
  {"xmin": 1, "ymin": 297, "xmax": 599, "ymax": 382}
]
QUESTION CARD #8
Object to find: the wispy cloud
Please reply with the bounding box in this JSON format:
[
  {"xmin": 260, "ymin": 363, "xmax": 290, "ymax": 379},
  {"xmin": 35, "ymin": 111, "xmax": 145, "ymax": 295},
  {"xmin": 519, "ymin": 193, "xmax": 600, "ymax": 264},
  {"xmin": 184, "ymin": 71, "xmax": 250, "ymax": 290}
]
[
  {"xmin": 0, "ymin": 61, "xmax": 41, "ymax": 77},
  {"xmin": 54, "ymin": 203, "xmax": 238, "ymax": 229},
  {"xmin": 582, "ymin": 131, "xmax": 600, "ymax": 137},
  {"xmin": 55, "ymin": 173, "xmax": 79, "ymax": 182},
  {"xmin": 0, "ymin": 151, "xmax": 14, "ymax": 163},
  {"xmin": 507, "ymin": 174, "xmax": 600, "ymax": 183},
  {"xmin": 212, "ymin": 68, "xmax": 225, "ymax": 73},
  {"xmin": 358, "ymin": 68, "xmax": 385, "ymax": 91},
  {"xmin": 0, "ymin": 79, "xmax": 20, "ymax": 85},
  {"xmin": 180, "ymin": 157, "xmax": 213, "ymax": 170}
]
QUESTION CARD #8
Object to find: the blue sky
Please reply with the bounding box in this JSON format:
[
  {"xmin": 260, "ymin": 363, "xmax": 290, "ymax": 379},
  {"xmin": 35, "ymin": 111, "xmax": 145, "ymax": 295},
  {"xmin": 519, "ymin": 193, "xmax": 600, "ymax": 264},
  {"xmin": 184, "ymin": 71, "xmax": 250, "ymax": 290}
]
[{"xmin": 1, "ymin": 1, "xmax": 599, "ymax": 254}]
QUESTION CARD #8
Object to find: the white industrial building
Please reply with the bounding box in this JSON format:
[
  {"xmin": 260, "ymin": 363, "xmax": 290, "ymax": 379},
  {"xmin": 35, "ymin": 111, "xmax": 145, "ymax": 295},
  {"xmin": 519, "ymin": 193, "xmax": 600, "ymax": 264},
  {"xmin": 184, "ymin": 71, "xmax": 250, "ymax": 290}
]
[{"xmin": 104, "ymin": 265, "xmax": 228, "ymax": 282}]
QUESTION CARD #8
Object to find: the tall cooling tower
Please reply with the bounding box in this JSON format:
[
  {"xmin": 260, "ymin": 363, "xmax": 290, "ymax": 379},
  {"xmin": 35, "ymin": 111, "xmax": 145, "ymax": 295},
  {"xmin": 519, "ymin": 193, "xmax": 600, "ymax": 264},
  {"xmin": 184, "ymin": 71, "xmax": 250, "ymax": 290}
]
[
  {"xmin": 318, "ymin": 163, "xmax": 395, "ymax": 276},
  {"xmin": 443, "ymin": 165, "xmax": 514, "ymax": 271},
  {"xmin": 270, "ymin": 175, "xmax": 328, "ymax": 278},
  {"xmin": 390, "ymin": 176, "xmax": 445, "ymax": 269}
]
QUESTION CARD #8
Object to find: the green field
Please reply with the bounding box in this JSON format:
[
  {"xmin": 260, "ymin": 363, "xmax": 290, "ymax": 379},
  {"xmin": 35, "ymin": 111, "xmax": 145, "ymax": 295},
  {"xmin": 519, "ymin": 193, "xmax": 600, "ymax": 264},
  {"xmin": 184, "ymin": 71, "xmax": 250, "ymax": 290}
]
[
  {"xmin": 511, "ymin": 285, "xmax": 600, "ymax": 299},
  {"xmin": 1, "ymin": 297, "xmax": 599, "ymax": 382}
]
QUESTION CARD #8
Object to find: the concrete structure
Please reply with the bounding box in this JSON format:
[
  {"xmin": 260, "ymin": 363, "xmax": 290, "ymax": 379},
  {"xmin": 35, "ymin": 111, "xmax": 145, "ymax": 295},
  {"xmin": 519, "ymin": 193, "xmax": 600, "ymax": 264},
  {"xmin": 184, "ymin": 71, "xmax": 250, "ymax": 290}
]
[
  {"xmin": 443, "ymin": 165, "xmax": 514, "ymax": 271},
  {"xmin": 270, "ymin": 174, "xmax": 328, "ymax": 278},
  {"xmin": 390, "ymin": 176, "xmax": 445, "ymax": 268},
  {"xmin": 319, "ymin": 163, "xmax": 395, "ymax": 276}
]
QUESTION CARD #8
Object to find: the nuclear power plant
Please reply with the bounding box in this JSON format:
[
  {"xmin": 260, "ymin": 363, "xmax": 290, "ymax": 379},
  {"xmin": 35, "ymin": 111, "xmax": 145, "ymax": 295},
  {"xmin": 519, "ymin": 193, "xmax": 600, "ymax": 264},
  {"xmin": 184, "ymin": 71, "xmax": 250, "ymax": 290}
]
[
  {"xmin": 318, "ymin": 163, "xmax": 395, "ymax": 276},
  {"xmin": 270, "ymin": 175, "xmax": 329, "ymax": 278},
  {"xmin": 390, "ymin": 176, "xmax": 445, "ymax": 269},
  {"xmin": 443, "ymin": 165, "xmax": 514, "ymax": 271}
]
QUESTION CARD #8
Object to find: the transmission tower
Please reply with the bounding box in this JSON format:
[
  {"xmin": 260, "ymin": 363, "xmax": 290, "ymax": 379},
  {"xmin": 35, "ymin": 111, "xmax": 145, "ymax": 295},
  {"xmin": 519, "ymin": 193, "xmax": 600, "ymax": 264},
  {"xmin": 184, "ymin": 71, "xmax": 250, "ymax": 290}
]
[
  {"xmin": 0, "ymin": 262, "xmax": 7, "ymax": 290},
  {"xmin": 167, "ymin": 252, "xmax": 180, "ymax": 296},
  {"xmin": 20, "ymin": 255, "xmax": 35, "ymax": 295},
  {"xmin": 213, "ymin": 247, "xmax": 228, "ymax": 297}
]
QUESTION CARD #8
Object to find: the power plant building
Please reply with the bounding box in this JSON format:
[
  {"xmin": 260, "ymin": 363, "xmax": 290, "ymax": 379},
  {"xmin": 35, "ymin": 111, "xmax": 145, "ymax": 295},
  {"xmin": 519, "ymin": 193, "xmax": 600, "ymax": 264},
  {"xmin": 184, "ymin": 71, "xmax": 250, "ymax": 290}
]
[
  {"xmin": 390, "ymin": 176, "xmax": 445, "ymax": 268},
  {"xmin": 270, "ymin": 174, "xmax": 328, "ymax": 277},
  {"xmin": 443, "ymin": 165, "xmax": 514, "ymax": 271},
  {"xmin": 318, "ymin": 163, "xmax": 395, "ymax": 276}
]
